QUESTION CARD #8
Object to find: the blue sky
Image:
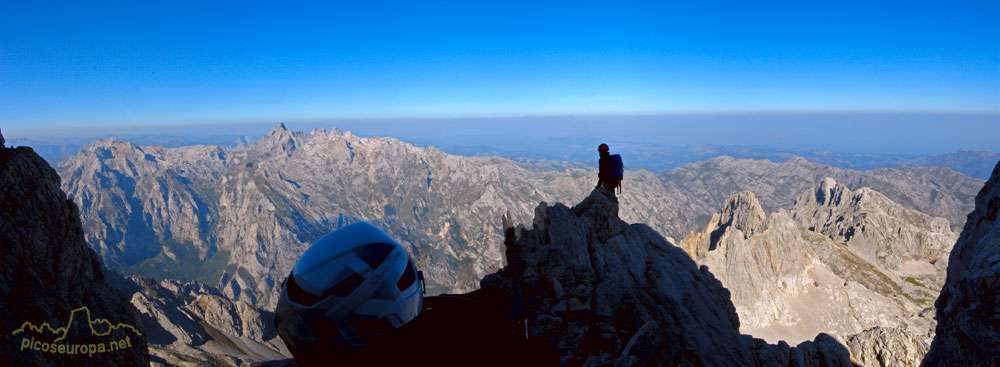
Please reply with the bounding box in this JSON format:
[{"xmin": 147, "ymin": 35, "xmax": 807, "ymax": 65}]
[{"xmin": 1, "ymin": 1, "xmax": 998, "ymax": 143}]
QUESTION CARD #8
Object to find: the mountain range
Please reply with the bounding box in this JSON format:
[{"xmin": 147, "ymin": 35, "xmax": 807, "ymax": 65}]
[
  {"xmin": 9, "ymin": 127, "xmax": 999, "ymax": 179},
  {"xmin": 56, "ymin": 124, "xmax": 984, "ymax": 306},
  {"xmin": 48, "ymin": 124, "xmax": 994, "ymax": 365}
]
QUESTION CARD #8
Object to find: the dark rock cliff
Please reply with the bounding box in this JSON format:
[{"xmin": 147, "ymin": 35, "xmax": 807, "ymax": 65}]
[
  {"xmin": 0, "ymin": 129, "xmax": 149, "ymax": 366},
  {"xmin": 923, "ymin": 160, "xmax": 1000, "ymax": 367}
]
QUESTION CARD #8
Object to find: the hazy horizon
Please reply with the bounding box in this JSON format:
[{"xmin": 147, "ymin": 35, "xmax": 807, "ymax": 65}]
[{"xmin": 5, "ymin": 112, "xmax": 1000, "ymax": 157}]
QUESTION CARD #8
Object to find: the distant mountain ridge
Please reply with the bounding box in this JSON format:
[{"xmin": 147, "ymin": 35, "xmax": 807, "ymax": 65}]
[
  {"xmin": 9, "ymin": 128, "xmax": 998, "ymax": 179},
  {"xmin": 57, "ymin": 124, "xmax": 985, "ymax": 309},
  {"xmin": 427, "ymin": 137, "xmax": 1000, "ymax": 179}
]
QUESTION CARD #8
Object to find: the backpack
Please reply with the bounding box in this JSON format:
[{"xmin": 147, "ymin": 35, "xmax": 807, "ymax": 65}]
[{"xmin": 609, "ymin": 154, "xmax": 623, "ymax": 193}]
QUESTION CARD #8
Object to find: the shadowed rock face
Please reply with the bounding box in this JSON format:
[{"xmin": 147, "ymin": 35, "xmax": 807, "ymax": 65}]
[
  {"xmin": 484, "ymin": 188, "xmax": 855, "ymax": 366},
  {"xmin": 0, "ymin": 131, "xmax": 149, "ymax": 366},
  {"xmin": 923, "ymin": 160, "xmax": 1000, "ymax": 367}
]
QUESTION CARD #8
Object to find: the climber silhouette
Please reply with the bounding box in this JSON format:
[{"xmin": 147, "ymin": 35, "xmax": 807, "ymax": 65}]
[{"xmin": 595, "ymin": 143, "xmax": 623, "ymax": 194}]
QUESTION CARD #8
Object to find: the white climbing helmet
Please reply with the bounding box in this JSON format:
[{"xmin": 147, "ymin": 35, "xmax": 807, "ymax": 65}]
[{"xmin": 274, "ymin": 221, "xmax": 424, "ymax": 354}]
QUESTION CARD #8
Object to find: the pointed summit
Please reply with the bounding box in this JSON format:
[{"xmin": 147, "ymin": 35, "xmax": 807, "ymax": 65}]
[
  {"xmin": 0, "ymin": 127, "xmax": 5, "ymax": 147},
  {"xmin": 260, "ymin": 122, "xmax": 297, "ymax": 155},
  {"xmin": 813, "ymin": 177, "xmax": 849, "ymax": 206},
  {"xmin": 266, "ymin": 122, "xmax": 290, "ymax": 137},
  {"xmin": 718, "ymin": 191, "xmax": 767, "ymax": 237}
]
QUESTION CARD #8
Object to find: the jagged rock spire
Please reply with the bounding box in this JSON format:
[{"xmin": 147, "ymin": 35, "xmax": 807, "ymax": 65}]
[
  {"xmin": 813, "ymin": 177, "xmax": 850, "ymax": 206},
  {"xmin": 718, "ymin": 191, "xmax": 767, "ymax": 238}
]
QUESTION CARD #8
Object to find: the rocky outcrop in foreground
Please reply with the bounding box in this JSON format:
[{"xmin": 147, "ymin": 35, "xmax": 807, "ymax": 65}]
[
  {"xmin": 483, "ymin": 189, "xmax": 854, "ymax": 366},
  {"xmin": 0, "ymin": 130, "xmax": 149, "ymax": 366},
  {"xmin": 847, "ymin": 327, "xmax": 928, "ymax": 367},
  {"xmin": 923, "ymin": 160, "xmax": 1000, "ymax": 367}
]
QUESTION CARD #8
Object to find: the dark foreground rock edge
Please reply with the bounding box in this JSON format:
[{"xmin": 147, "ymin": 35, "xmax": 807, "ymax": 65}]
[
  {"xmin": 922, "ymin": 160, "xmax": 1000, "ymax": 367},
  {"xmin": 0, "ymin": 130, "xmax": 150, "ymax": 367}
]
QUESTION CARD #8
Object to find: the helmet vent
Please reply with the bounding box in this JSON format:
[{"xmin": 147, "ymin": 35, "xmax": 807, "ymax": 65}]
[
  {"xmin": 286, "ymin": 274, "xmax": 323, "ymax": 306},
  {"xmin": 324, "ymin": 273, "xmax": 364, "ymax": 299},
  {"xmin": 396, "ymin": 258, "xmax": 417, "ymax": 291},
  {"xmin": 287, "ymin": 272, "xmax": 365, "ymax": 306},
  {"xmin": 357, "ymin": 242, "xmax": 395, "ymax": 269}
]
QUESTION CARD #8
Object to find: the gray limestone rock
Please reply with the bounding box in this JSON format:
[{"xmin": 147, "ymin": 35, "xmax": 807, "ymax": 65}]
[
  {"xmin": 661, "ymin": 156, "xmax": 980, "ymax": 234},
  {"xmin": 791, "ymin": 177, "xmax": 956, "ymax": 274},
  {"xmin": 119, "ymin": 276, "xmax": 287, "ymax": 366},
  {"xmin": 718, "ymin": 191, "xmax": 768, "ymax": 238},
  {"xmin": 681, "ymin": 180, "xmax": 951, "ymax": 346},
  {"xmin": 847, "ymin": 327, "xmax": 928, "ymax": 367}
]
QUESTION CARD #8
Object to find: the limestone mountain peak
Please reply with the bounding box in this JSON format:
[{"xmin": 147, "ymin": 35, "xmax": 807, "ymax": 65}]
[{"xmin": 718, "ymin": 190, "xmax": 767, "ymax": 238}]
